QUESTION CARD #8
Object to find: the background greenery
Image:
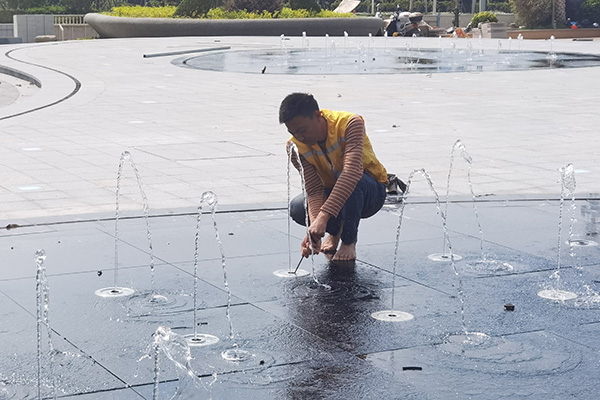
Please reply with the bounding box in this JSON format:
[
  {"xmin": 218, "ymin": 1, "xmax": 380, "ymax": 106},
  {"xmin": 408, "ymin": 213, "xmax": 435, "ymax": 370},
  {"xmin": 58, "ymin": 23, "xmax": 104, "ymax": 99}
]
[{"xmin": 1, "ymin": 0, "xmax": 597, "ymax": 27}]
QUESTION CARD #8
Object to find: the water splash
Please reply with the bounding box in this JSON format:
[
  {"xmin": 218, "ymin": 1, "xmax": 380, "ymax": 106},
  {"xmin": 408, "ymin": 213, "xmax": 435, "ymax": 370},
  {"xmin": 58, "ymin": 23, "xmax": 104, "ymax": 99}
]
[
  {"xmin": 280, "ymin": 34, "xmax": 286, "ymax": 51},
  {"xmin": 547, "ymin": 35, "xmax": 558, "ymax": 65},
  {"xmin": 286, "ymin": 143, "xmax": 295, "ymax": 272},
  {"xmin": 343, "ymin": 31, "xmax": 349, "ymax": 51},
  {"xmin": 185, "ymin": 192, "xmax": 220, "ymax": 347},
  {"xmin": 374, "ymin": 169, "xmax": 467, "ymax": 333},
  {"xmin": 281, "ymin": 142, "xmax": 318, "ymax": 283},
  {"xmin": 430, "ymin": 139, "xmax": 469, "ymax": 262},
  {"xmin": 35, "ymin": 249, "xmax": 57, "ymax": 400},
  {"xmin": 195, "ymin": 192, "xmax": 254, "ymax": 361},
  {"xmin": 99, "ymin": 151, "xmax": 157, "ymax": 298},
  {"xmin": 538, "ymin": 164, "xmax": 578, "ymax": 301},
  {"xmin": 146, "ymin": 326, "xmax": 212, "ymax": 399},
  {"xmin": 453, "ymin": 140, "xmax": 515, "ymax": 272}
]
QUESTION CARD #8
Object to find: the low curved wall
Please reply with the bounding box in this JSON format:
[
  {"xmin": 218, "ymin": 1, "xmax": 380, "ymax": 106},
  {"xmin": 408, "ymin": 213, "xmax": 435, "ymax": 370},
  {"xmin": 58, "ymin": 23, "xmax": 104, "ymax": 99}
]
[{"xmin": 84, "ymin": 13, "xmax": 384, "ymax": 38}]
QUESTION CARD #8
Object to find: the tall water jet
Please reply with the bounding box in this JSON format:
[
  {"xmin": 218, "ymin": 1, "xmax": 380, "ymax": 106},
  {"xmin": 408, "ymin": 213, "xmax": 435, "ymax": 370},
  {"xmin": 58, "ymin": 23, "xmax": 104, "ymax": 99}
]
[
  {"xmin": 538, "ymin": 164, "xmax": 578, "ymax": 301},
  {"xmin": 428, "ymin": 140, "xmax": 466, "ymax": 262},
  {"xmin": 147, "ymin": 326, "xmax": 209, "ymax": 399},
  {"xmin": 35, "ymin": 249, "xmax": 57, "ymax": 400},
  {"xmin": 574, "ymin": 197, "xmax": 599, "ymax": 247},
  {"xmin": 184, "ymin": 192, "xmax": 221, "ymax": 347},
  {"xmin": 96, "ymin": 151, "xmax": 157, "ymax": 299},
  {"xmin": 192, "ymin": 191, "xmax": 253, "ymax": 362},
  {"xmin": 372, "ymin": 169, "xmax": 467, "ymax": 334},
  {"xmin": 547, "ymin": 35, "xmax": 558, "ymax": 65},
  {"xmin": 452, "ymin": 140, "xmax": 514, "ymax": 272},
  {"xmin": 273, "ymin": 142, "xmax": 310, "ymax": 278}
]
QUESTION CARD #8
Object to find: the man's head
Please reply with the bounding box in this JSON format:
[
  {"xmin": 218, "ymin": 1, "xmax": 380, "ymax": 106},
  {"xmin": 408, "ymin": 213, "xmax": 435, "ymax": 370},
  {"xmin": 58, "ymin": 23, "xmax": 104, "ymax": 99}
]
[{"xmin": 279, "ymin": 93, "xmax": 326, "ymax": 146}]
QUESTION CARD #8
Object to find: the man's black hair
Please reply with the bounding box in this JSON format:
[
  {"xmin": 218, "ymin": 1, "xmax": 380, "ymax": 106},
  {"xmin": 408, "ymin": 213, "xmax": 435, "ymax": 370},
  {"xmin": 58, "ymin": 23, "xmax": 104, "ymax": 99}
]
[{"xmin": 279, "ymin": 93, "xmax": 319, "ymax": 124}]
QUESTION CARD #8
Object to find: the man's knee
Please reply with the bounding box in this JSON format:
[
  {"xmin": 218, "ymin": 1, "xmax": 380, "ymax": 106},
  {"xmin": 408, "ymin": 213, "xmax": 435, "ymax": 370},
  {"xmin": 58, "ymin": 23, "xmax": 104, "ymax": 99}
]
[{"xmin": 290, "ymin": 194, "xmax": 307, "ymax": 226}]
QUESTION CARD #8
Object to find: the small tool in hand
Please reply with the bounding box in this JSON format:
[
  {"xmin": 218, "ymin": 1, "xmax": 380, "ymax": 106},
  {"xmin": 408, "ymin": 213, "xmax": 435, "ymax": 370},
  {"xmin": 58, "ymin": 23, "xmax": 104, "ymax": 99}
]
[{"xmin": 293, "ymin": 256, "xmax": 305, "ymax": 274}]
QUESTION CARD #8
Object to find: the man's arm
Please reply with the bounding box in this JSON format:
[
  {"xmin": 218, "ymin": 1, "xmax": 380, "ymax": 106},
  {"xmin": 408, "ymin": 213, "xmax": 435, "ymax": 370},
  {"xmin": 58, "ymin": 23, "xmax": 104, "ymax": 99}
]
[
  {"xmin": 320, "ymin": 115, "xmax": 365, "ymax": 217},
  {"xmin": 306, "ymin": 115, "xmax": 365, "ymax": 250}
]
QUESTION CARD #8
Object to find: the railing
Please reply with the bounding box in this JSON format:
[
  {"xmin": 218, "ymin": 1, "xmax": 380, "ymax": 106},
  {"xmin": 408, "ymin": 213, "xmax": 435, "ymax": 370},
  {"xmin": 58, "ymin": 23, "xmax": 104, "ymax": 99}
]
[{"xmin": 54, "ymin": 14, "xmax": 86, "ymax": 25}]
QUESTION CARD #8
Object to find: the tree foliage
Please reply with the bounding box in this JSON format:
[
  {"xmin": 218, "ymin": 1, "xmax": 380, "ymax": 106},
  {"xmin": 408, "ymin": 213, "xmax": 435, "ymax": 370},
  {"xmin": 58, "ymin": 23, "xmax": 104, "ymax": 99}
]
[
  {"xmin": 174, "ymin": 0, "xmax": 216, "ymax": 17},
  {"xmin": 289, "ymin": 0, "xmax": 320, "ymax": 12},
  {"xmin": 223, "ymin": 0, "xmax": 282, "ymax": 13},
  {"xmin": 581, "ymin": 0, "xmax": 600, "ymax": 22},
  {"xmin": 510, "ymin": 0, "xmax": 552, "ymax": 27}
]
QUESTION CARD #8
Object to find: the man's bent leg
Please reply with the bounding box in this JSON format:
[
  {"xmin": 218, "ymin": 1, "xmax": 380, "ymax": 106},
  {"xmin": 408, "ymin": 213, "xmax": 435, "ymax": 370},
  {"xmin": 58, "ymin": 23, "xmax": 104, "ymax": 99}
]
[
  {"xmin": 338, "ymin": 173, "xmax": 387, "ymax": 245},
  {"xmin": 289, "ymin": 193, "xmax": 342, "ymax": 236},
  {"xmin": 290, "ymin": 194, "xmax": 308, "ymax": 227},
  {"xmin": 334, "ymin": 174, "xmax": 385, "ymax": 261}
]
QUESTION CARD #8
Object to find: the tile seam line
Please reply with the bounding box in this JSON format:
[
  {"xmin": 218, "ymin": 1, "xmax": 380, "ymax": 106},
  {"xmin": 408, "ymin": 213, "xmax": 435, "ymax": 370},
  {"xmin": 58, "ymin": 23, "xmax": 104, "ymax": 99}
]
[
  {"xmin": 6, "ymin": 195, "xmax": 600, "ymax": 231},
  {"xmin": 0, "ymin": 288, "xmax": 146, "ymax": 399}
]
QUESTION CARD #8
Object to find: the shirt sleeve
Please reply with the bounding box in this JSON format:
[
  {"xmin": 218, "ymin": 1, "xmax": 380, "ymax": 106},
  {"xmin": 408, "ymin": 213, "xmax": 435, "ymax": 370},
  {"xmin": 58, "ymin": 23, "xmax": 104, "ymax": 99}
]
[{"xmin": 320, "ymin": 115, "xmax": 365, "ymax": 217}]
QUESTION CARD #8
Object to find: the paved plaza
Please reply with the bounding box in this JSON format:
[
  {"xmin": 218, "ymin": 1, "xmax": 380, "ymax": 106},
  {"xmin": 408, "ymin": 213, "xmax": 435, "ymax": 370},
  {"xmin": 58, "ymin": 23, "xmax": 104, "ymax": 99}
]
[{"xmin": 1, "ymin": 35, "xmax": 600, "ymax": 399}]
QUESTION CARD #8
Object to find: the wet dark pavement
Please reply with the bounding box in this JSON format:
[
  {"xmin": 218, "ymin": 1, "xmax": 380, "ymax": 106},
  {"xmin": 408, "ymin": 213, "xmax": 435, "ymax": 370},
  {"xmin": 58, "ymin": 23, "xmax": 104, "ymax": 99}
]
[{"xmin": 1, "ymin": 196, "xmax": 600, "ymax": 399}]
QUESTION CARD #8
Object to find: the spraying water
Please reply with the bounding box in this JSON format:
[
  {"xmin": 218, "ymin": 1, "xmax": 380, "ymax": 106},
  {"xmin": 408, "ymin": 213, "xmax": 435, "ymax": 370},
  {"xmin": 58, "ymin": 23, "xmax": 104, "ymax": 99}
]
[
  {"xmin": 185, "ymin": 193, "xmax": 221, "ymax": 347},
  {"xmin": 372, "ymin": 169, "xmax": 467, "ymax": 334},
  {"xmin": 193, "ymin": 191, "xmax": 254, "ymax": 361},
  {"xmin": 538, "ymin": 164, "xmax": 578, "ymax": 301},
  {"xmin": 453, "ymin": 140, "xmax": 514, "ymax": 272},
  {"xmin": 97, "ymin": 151, "xmax": 157, "ymax": 298},
  {"xmin": 146, "ymin": 326, "xmax": 212, "ymax": 399},
  {"xmin": 273, "ymin": 142, "xmax": 310, "ymax": 278},
  {"xmin": 428, "ymin": 140, "xmax": 466, "ymax": 262},
  {"xmin": 35, "ymin": 249, "xmax": 57, "ymax": 400}
]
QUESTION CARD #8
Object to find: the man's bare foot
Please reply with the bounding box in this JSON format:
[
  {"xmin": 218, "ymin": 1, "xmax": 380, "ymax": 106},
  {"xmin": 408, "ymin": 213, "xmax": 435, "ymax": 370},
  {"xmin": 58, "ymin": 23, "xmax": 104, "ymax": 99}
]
[
  {"xmin": 322, "ymin": 232, "xmax": 341, "ymax": 254},
  {"xmin": 332, "ymin": 242, "xmax": 356, "ymax": 261}
]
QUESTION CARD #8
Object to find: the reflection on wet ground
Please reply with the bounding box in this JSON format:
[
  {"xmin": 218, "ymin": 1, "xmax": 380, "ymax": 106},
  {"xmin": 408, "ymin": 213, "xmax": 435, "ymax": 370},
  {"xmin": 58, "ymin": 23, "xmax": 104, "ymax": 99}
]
[{"xmin": 1, "ymin": 196, "xmax": 600, "ymax": 399}]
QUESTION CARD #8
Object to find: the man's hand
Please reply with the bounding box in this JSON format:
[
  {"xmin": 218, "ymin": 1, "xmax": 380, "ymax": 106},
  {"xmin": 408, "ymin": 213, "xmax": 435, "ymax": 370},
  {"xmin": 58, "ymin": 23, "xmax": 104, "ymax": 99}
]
[
  {"xmin": 305, "ymin": 211, "xmax": 330, "ymax": 256},
  {"xmin": 301, "ymin": 235, "xmax": 314, "ymax": 258}
]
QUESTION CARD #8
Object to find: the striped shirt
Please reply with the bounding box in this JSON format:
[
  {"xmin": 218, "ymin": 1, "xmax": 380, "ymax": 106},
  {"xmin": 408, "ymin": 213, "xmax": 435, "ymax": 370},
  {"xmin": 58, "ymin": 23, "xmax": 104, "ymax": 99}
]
[{"xmin": 294, "ymin": 115, "xmax": 365, "ymax": 222}]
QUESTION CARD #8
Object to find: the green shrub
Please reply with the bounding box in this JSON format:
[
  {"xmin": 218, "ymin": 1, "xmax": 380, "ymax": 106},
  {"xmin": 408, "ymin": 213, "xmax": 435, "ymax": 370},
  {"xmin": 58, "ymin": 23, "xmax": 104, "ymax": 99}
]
[
  {"xmin": 470, "ymin": 11, "xmax": 498, "ymax": 27},
  {"xmin": 277, "ymin": 6, "xmax": 313, "ymax": 17},
  {"xmin": 581, "ymin": 0, "xmax": 600, "ymax": 23},
  {"xmin": 108, "ymin": 5, "xmax": 177, "ymax": 18},
  {"xmin": 205, "ymin": 7, "xmax": 273, "ymax": 17},
  {"xmin": 289, "ymin": 0, "xmax": 320, "ymax": 12},
  {"xmin": 102, "ymin": 4, "xmax": 354, "ymax": 19},
  {"xmin": 276, "ymin": 7, "xmax": 352, "ymax": 17}
]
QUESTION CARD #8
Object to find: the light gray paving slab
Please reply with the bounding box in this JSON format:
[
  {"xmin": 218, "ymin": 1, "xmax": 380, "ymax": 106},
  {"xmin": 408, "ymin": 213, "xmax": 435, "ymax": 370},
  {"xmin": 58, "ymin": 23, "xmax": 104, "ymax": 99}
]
[{"xmin": 0, "ymin": 36, "xmax": 599, "ymax": 222}]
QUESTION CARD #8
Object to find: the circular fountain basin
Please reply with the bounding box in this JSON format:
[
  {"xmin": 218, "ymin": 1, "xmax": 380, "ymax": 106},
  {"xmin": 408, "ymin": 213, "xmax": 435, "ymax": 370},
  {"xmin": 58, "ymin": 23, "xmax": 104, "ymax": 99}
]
[{"xmin": 176, "ymin": 48, "xmax": 600, "ymax": 75}]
